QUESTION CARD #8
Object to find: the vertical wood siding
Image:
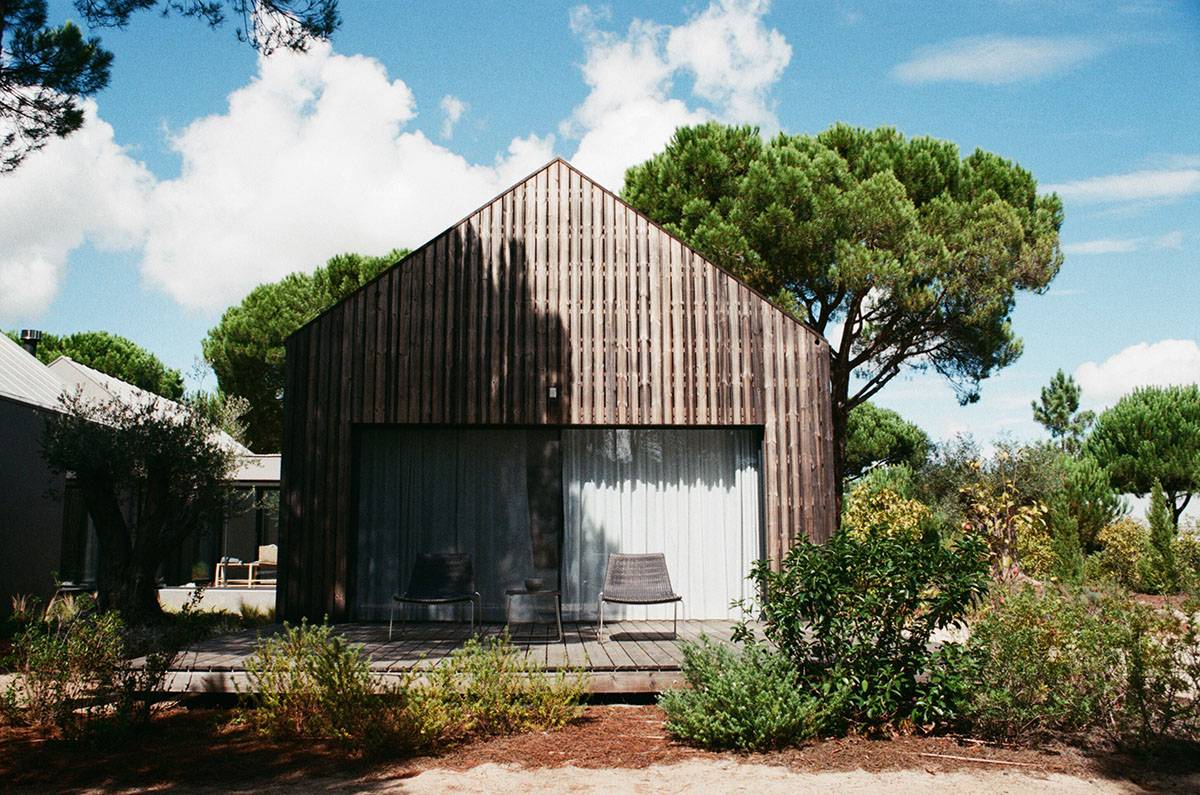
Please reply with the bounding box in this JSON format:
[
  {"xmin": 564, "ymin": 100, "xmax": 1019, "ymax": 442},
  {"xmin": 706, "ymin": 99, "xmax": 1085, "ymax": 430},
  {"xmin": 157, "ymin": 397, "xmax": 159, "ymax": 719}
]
[{"xmin": 279, "ymin": 159, "xmax": 835, "ymax": 621}]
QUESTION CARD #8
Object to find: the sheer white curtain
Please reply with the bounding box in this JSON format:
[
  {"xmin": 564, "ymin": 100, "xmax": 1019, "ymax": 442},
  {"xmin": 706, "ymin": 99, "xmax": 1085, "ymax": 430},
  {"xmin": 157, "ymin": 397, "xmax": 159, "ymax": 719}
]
[
  {"xmin": 561, "ymin": 428, "xmax": 763, "ymax": 621},
  {"xmin": 354, "ymin": 428, "xmax": 555, "ymax": 622}
]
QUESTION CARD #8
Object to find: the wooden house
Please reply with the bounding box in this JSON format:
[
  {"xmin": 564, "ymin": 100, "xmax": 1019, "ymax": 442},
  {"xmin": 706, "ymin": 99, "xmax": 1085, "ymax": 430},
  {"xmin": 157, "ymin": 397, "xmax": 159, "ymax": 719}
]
[{"xmin": 279, "ymin": 159, "xmax": 836, "ymax": 623}]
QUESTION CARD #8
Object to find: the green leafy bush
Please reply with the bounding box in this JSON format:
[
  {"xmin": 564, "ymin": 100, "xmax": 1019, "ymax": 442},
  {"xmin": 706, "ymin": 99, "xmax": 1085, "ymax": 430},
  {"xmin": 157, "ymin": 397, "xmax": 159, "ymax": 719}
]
[
  {"xmin": 417, "ymin": 635, "xmax": 585, "ymax": 740},
  {"xmin": 841, "ymin": 484, "xmax": 930, "ymax": 542},
  {"xmin": 659, "ymin": 638, "xmax": 826, "ymax": 750},
  {"xmin": 1, "ymin": 598, "xmax": 174, "ymax": 740},
  {"xmin": 740, "ymin": 530, "xmax": 990, "ymax": 730},
  {"xmin": 1092, "ymin": 518, "xmax": 1152, "ymax": 590},
  {"xmin": 946, "ymin": 585, "xmax": 1200, "ymax": 746},
  {"xmin": 241, "ymin": 623, "xmax": 585, "ymax": 755},
  {"xmin": 241, "ymin": 620, "xmax": 387, "ymax": 749}
]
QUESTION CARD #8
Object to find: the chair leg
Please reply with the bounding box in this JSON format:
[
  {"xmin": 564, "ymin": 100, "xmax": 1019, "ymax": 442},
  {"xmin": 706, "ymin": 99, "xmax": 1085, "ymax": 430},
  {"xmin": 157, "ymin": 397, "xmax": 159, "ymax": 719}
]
[
  {"xmin": 672, "ymin": 601, "xmax": 678, "ymax": 639},
  {"xmin": 388, "ymin": 601, "xmax": 394, "ymax": 641},
  {"xmin": 597, "ymin": 593, "xmax": 604, "ymax": 642}
]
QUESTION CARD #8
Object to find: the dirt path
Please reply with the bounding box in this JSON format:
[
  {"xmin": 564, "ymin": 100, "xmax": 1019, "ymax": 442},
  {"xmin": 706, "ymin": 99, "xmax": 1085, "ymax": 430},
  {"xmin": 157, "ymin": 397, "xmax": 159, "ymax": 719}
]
[{"xmin": 261, "ymin": 761, "xmax": 1174, "ymax": 794}]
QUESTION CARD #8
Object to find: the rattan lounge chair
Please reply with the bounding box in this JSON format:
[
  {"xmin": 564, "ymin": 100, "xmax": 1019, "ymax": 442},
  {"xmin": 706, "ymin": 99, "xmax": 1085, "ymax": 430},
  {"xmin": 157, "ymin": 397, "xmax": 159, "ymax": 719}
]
[
  {"xmin": 388, "ymin": 552, "xmax": 481, "ymax": 640},
  {"xmin": 597, "ymin": 553, "xmax": 682, "ymax": 641}
]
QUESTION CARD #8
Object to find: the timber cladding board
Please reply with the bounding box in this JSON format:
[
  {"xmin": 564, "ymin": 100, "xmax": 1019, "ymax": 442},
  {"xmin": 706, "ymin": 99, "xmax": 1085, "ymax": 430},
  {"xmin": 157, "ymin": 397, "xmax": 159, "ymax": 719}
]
[{"xmin": 279, "ymin": 158, "xmax": 836, "ymax": 621}]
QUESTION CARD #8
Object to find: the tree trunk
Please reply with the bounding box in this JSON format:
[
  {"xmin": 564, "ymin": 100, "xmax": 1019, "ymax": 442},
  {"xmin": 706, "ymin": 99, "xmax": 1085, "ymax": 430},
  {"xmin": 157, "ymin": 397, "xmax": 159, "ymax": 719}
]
[
  {"xmin": 831, "ymin": 402, "xmax": 849, "ymax": 522},
  {"xmin": 81, "ymin": 483, "xmax": 166, "ymax": 624}
]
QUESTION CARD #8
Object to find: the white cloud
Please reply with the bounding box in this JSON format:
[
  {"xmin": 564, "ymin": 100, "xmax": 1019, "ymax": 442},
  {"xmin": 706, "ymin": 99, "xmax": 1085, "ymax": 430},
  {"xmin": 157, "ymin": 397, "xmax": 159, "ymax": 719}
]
[
  {"xmin": 137, "ymin": 46, "xmax": 553, "ymax": 311},
  {"xmin": 4, "ymin": 4, "xmax": 793, "ymax": 316},
  {"xmin": 1075, "ymin": 339, "xmax": 1200, "ymax": 407},
  {"xmin": 565, "ymin": 0, "xmax": 790, "ymax": 187},
  {"xmin": 892, "ymin": 35, "xmax": 1104, "ymax": 85},
  {"xmin": 0, "ymin": 101, "xmax": 153, "ymax": 319},
  {"xmin": 1062, "ymin": 238, "xmax": 1138, "ymax": 255},
  {"xmin": 439, "ymin": 95, "xmax": 467, "ymax": 139},
  {"xmin": 1153, "ymin": 229, "xmax": 1184, "ymax": 249},
  {"xmin": 1046, "ymin": 168, "xmax": 1200, "ymax": 203},
  {"xmin": 1061, "ymin": 230, "xmax": 1184, "ymax": 255}
]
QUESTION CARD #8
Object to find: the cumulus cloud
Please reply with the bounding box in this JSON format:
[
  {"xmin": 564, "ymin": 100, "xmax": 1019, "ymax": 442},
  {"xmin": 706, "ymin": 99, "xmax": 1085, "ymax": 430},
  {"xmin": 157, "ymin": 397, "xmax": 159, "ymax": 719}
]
[
  {"xmin": 439, "ymin": 95, "xmax": 467, "ymax": 139},
  {"xmin": 0, "ymin": 101, "xmax": 153, "ymax": 319},
  {"xmin": 1075, "ymin": 339, "xmax": 1200, "ymax": 407},
  {"xmin": 4, "ymin": 3, "xmax": 794, "ymax": 316},
  {"xmin": 892, "ymin": 35, "xmax": 1104, "ymax": 85},
  {"xmin": 565, "ymin": 0, "xmax": 790, "ymax": 187},
  {"xmin": 1046, "ymin": 168, "xmax": 1200, "ymax": 203},
  {"xmin": 139, "ymin": 46, "xmax": 558, "ymax": 309}
]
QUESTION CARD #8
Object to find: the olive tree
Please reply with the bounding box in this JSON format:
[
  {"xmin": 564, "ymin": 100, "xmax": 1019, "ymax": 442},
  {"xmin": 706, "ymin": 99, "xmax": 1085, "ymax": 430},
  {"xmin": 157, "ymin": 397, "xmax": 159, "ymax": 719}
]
[{"xmin": 42, "ymin": 392, "xmax": 235, "ymax": 623}]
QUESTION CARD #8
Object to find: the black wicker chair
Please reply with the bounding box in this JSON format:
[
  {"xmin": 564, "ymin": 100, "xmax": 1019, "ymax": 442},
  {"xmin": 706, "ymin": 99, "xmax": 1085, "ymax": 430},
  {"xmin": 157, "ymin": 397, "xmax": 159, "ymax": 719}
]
[
  {"xmin": 597, "ymin": 553, "xmax": 682, "ymax": 641},
  {"xmin": 389, "ymin": 552, "xmax": 481, "ymax": 639}
]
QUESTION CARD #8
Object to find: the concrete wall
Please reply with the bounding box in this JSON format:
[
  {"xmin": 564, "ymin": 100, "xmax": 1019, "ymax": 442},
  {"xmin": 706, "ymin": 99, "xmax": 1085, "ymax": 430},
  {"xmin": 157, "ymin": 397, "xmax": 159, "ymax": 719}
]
[{"xmin": 0, "ymin": 398, "xmax": 64, "ymax": 618}]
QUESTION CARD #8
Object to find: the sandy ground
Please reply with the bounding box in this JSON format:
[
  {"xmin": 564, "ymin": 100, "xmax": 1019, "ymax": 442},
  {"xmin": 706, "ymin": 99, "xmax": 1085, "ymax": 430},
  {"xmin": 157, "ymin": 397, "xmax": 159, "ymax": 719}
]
[{"xmin": 327, "ymin": 760, "xmax": 1167, "ymax": 794}]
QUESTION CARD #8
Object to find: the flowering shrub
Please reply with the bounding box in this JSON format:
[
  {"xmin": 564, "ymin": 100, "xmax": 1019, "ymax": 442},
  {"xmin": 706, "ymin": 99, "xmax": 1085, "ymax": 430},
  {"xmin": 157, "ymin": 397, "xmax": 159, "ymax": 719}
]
[{"xmin": 842, "ymin": 485, "xmax": 930, "ymax": 542}]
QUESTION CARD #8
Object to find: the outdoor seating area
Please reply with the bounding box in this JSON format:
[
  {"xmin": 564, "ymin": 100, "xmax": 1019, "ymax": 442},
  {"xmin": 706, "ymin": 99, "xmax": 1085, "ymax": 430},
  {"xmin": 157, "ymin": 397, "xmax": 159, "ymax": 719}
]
[
  {"xmin": 156, "ymin": 619, "xmax": 740, "ymax": 694},
  {"xmin": 213, "ymin": 544, "xmax": 278, "ymax": 588}
]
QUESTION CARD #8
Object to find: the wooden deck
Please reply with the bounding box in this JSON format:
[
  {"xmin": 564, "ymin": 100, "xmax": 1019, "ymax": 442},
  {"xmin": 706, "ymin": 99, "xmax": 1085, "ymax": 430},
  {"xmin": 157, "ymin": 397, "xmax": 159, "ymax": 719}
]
[{"xmin": 159, "ymin": 620, "xmax": 739, "ymax": 694}]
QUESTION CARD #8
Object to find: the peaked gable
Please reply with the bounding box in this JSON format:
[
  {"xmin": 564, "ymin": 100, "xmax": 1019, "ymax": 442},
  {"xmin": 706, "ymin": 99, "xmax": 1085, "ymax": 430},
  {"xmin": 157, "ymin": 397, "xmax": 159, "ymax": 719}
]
[{"xmin": 279, "ymin": 158, "xmax": 836, "ymax": 621}]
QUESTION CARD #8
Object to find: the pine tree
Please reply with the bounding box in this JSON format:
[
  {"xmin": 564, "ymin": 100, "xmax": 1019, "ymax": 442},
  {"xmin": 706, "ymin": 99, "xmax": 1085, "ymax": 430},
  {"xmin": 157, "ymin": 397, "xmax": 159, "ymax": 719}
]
[
  {"xmin": 1032, "ymin": 370, "xmax": 1095, "ymax": 453},
  {"xmin": 1048, "ymin": 496, "xmax": 1085, "ymax": 584},
  {"xmin": 1147, "ymin": 479, "xmax": 1177, "ymax": 593}
]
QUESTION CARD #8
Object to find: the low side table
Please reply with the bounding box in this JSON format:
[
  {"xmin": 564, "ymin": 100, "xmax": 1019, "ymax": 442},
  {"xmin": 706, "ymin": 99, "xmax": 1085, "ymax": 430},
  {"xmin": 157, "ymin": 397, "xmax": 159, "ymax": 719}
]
[{"xmin": 504, "ymin": 588, "xmax": 563, "ymax": 641}]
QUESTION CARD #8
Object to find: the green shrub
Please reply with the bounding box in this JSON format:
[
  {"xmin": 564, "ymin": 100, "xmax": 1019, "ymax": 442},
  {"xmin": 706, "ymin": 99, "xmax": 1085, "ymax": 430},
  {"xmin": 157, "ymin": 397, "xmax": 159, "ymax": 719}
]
[
  {"xmin": 945, "ymin": 586, "xmax": 1119, "ymax": 739},
  {"xmin": 1094, "ymin": 518, "xmax": 1152, "ymax": 590},
  {"xmin": 948, "ymin": 585, "xmax": 1200, "ymax": 746},
  {"xmin": 1147, "ymin": 480, "xmax": 1178, "ymax": 593},
  {"xmin": 241, "ymin": 624, "xmax": 585, "ymax": 755},
  {"xmin": 740, "ymin": 530, "xmax": 990, "ymax": 730},
  {"xmin": 0, "ymin": 599, "xmax": 174, "ymax": 740},
  {"xmin": 241, "ymin": 620, "xmax": 385, "ymax": 749},
  {"xmin": 416, "ymin": 635, "xmax": 585, "ymax": 740},
  {"xmin": 659, "ymin": 638, "xmax": 826, "ymax": 750},
  {"xmin": 841, "ymin": 484, "xmax": 930, "ymax": 542}
]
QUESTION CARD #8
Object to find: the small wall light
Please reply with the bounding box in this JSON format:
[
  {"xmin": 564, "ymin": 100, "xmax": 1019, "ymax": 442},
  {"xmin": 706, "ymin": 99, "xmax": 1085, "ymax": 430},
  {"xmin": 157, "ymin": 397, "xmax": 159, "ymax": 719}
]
[{"xmin": 548, "ymin": 384, "xmax": 559, "ymax": 400}]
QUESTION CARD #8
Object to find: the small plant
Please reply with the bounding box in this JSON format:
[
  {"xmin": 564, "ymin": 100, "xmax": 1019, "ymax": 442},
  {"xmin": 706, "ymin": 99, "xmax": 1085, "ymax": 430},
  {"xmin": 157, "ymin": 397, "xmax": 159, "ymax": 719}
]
[
  {"xmin": 660, "ymin": 638, "xmax": 826, "ymax": 750},
  {"xmin": 1094, "ymin": 518, "xmax": 1153, "ymax": 591},
  {"xmin": 1147, "ymin": 480, "xmax": 1178, "ymax": 593},
  {"xmin": 959, "ymin": 468, "xmax": 1050, "ymax": 578},
  {"xmin": 417, "ymin": 635, "xmax": 585, "ymax": 740}
]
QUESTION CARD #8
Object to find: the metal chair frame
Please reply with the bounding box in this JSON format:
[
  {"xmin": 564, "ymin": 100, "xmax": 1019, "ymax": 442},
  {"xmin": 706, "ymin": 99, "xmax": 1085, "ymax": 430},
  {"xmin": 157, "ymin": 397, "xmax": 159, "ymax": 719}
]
[
  {"xmin": 596, "ymin": 553, "xmax": 682, "ymax": 641},
  {"xmin": 387, "ymin": 552, "xmax": 481, "ymax": 640}
]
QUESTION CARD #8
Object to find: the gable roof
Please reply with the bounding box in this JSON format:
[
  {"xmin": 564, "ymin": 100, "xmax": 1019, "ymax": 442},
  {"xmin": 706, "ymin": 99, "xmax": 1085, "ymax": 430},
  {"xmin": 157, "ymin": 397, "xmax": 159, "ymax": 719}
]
[
  {"xmin": 0, "ymin": 333, "xmax": 67, "ymax": 412},
  {"xmin": 48, "ymin": 356, "xmax": 253, "ymax": 455},
  {"xmin": 289, "ymin": 157, "xmax": 826, "ymax": 347}
]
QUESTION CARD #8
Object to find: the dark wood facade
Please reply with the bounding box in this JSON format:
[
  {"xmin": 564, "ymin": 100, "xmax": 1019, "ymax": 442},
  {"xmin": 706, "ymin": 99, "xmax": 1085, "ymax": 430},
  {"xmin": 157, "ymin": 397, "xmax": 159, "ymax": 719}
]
[{"xmin": 279, "ymin": 159, "xmax": 835, "ymax": 621}]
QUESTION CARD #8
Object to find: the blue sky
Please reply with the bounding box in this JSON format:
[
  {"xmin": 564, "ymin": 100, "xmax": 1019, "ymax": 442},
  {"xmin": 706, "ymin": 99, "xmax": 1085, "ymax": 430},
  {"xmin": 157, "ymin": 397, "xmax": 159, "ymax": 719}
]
[{"xmin": 2, "ymin": 0, "xmax": 1198, "ymax": 446}]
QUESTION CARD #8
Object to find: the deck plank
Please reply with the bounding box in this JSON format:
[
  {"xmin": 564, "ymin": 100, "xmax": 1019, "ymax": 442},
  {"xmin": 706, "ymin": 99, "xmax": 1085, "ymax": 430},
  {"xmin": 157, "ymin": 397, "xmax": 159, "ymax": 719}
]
[{"xmin": 159, "ymin": 621, "xmax": 739, "ymax": 692}]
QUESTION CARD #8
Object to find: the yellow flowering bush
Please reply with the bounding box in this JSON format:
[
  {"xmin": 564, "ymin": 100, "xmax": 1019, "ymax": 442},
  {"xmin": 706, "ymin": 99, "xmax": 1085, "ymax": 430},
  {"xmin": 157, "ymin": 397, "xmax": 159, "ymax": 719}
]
[{"xmin": 842, "ymin": 485, "xmax": 930, "ymax": 541}]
